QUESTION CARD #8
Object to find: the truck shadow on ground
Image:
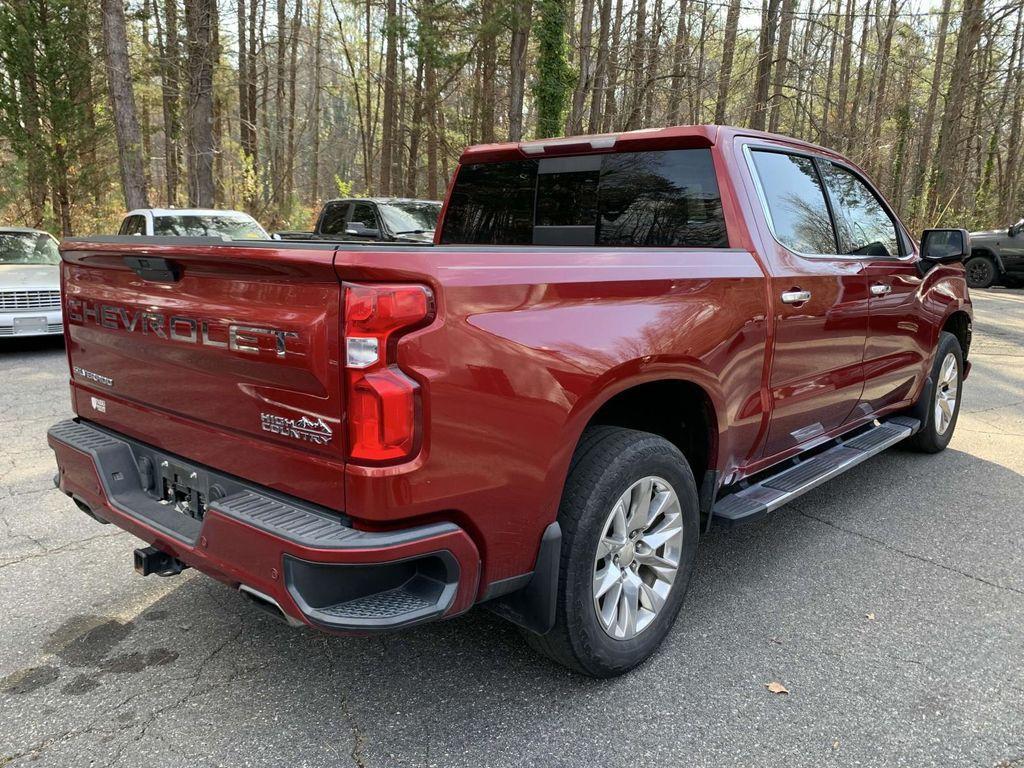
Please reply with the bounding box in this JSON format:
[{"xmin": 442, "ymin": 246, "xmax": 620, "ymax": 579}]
[
  {"xmin": 6, "ymin": 444, "xmax": 1021, "ymax": 765},
  {"xmin": 0, "ymin": 336, "xmax": 65, "ymax": 355}
]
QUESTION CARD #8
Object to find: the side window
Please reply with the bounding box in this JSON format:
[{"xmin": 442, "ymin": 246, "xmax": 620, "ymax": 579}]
[
  {"xmin": 319, "ymin": 203, "xmax": 351, "ymax": 236},
  {"xmin": 440, "ymin": 160, "xmax": 538, "ymax": 244},
  {"xmin": 750, "ymin": 150, "xmax": 837, "ymax": 254},
  {"xmin": 120, "ymin": 215, "xmax": 144, "ymax": 236},
  {"xmin": 349, "ymin": 203, "xmax": 378, "ymax": 233},
  {"xmin": 819, "ymin": 162, "xmax": 900, "ymax": 257}
]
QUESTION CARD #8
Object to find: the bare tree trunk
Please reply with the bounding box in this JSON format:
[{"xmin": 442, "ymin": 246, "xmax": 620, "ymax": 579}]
[
  {"xmin": 238, "ymin": 0, "xmax": 259, "ymax": 210},
  {"xmin": 479, "ymin": 0, "xmax": 498, "ymax": 142},
  {"xmin": 311, "ymin": 0, "xmax": 323, "ymax": 202},
  {"xmin": 767, "ymin": 0, "xmax": 795, "ymax": 133},
  {"xmin": 156, "ymin": 0, "xmax": 182, "ymax": 206},
  {"xmin": 930, "ymin": 0, "xmax": 984, "ymax": 219},
  {"xmin": 425, "ymin": 47, "xmax": 439, "ymax": 198},
  {"xmin": 867, "ymin": 0, "xmax": 898, "ymax": 171},
  {"xmin": 792, "ymin": 0, "xmax": 815, "ymax": 135},
  {"xmin": 210, "ymin": 7, "xmax": 225, "ymax": 205},
  {"xmin": 600, "ymin": 0, "xmax": 624, "ymax": 131},
  {"xmin": 405, "ymin": 55, "xmax": 424, "ymax": 195},
  {"xmin": 690, "ymin": 0, "xmax": 709, "ymax": 123},
  {"xmin": 18, "ymin": 52, "xmax": 47, "ymax": 226},
  {"xmin": 588, "ymin": 0, "xmax": 612, "ymax": 131},
  {"xmin": 286, "ymin": 0, "xmax": 302, "ymax": 205},
  {"xmin": 714, "ymin": 0, "xmax": 741, "ymax": 124},
  {"xmin": 184, "ymin": 0, "xmax": 216, "ymax": 207},
  {"xmin": 567, "ymin": 0, "xmax": 596, "ymax": 133},
  {"xmin": 818, "ymin": 0, "xmax": 839, "ymax": 143},
  {"xmin": 845, "ymin": 0, "xmax": 871, "ymax": 152},
  {"xmin": 100, "ymin": 0, "xmax": 149, "ymax": 210},
  {"xmin": 749, "ymin": 0, "xmax": 780, "ymax": 131},
  {"xmin": 272, "ymin": 0, "xmax": 287, "ymax": 217},
  {"xmin": 508, "ymin": 0, "xmax": 533, "ymax": 141},
  {"xmin": 643, "ymin": 0, "xmax": 663, "ymax": 124},
  {"xmin": 381, "ymin": 0, "xmax": 399, "ymax": 192},
  {"xmin": 832, "ymin": 0, "xmax": 855, "ymax": 147},
  {"xmin": 666, "ymin": 0, "xmax": 689, "ymax": 125},
  {"xmin": 1000, "ymin": 6, "xmax": 1024, "ymax": 219},
  {"xmin": 622, "ymin": 0, "xmax": 648, "ymax": 130}
]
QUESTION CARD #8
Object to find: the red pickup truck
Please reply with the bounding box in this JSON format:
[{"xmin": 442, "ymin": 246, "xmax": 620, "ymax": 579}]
[{"xmin": 49, "ymin": 125, "xmax": 972, "ymax": 677}]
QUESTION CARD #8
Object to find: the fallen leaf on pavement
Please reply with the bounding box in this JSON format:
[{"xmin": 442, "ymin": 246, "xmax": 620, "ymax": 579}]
[{"xmin": 765, "ymin": 681, "xmax": 789, "ymax": 695}]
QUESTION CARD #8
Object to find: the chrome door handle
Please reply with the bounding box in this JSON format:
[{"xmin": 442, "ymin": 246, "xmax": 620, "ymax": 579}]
[
  {"xmin": 870, "ymin": 283, "xmax": 892, "ymax": 296},
  {"xmin": 781, "ymin": 290, "xmax": 811, "ymax": 304}
]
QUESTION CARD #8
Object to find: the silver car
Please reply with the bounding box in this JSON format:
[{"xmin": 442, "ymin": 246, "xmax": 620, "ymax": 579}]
[{"xmin": 0, "ymin": 227, "xmax": 63, "ymax": 338}]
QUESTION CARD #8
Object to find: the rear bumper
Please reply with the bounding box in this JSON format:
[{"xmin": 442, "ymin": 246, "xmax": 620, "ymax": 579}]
[{"xmin": 48, "ymin": 419, "xmax": 480, "ymax": 632}]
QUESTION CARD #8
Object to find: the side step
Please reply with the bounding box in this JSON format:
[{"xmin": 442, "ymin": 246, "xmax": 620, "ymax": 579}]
[{"xmin": 712, "ymin": 416, "xmax": 920, "ymax": 526}]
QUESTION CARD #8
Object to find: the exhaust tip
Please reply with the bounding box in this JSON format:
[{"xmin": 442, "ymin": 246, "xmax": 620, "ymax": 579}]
[{"xmin": 239, "ymin": 585, "xmax": 303, "ymax": 627}]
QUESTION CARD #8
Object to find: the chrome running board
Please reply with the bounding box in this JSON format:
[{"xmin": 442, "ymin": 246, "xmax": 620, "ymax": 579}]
[{"xmin": 711, "ymin": 416, "xmax": 920, "ymax": 526}]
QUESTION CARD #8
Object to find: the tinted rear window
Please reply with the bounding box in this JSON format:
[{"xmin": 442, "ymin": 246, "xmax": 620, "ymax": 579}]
[
  {"xmin": 440, "ymin": 161, "xmax": 537, "ymax": 244},
  {"xmin": 440, "ymin": 149, "xmax": 727, "ymax": 247}
]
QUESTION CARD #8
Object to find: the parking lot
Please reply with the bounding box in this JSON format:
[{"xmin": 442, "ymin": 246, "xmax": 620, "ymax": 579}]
[{"xmin": 0, "ymin": 289, "xmax": 1021, "ymax": 767}]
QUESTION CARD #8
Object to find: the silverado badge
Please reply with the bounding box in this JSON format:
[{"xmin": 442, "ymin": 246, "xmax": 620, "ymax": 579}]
[{"xmin": 260, "ymin": 413, "xmax": 333, "ymax": 445}]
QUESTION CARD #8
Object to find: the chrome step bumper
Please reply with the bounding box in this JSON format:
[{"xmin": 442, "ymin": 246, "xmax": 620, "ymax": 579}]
[{"xmin": 712, "ymin": 416, "xmax": 920, "ymax": 526}]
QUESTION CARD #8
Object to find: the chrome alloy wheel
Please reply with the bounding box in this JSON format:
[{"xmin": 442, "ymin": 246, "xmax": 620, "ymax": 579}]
[
  {"xmin": 934, "ymin": 352, "xmax": 959, "ymax": 435},
  {"xmin": 592, "ymin": 476, "xmax": 684, "ymax": 640}
]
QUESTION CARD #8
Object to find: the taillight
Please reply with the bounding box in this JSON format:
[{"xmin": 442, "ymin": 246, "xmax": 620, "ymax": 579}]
[{"xmin": 344, "ymin": 283, "xmax": 433, "ymax": 463}]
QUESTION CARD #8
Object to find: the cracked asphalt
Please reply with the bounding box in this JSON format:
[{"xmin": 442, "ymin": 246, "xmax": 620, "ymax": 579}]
[{"xmin": 1, "ymin": 289, "xmax": 1022, "ymax": 767}]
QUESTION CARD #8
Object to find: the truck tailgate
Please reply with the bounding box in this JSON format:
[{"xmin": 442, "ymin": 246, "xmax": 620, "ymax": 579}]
[{"xmin": 60, "ymin": 240, "xmax": 347, "ymax": 511}]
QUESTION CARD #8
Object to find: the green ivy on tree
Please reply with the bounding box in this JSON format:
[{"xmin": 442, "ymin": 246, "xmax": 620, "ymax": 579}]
[{"xmin": 532, "ymin": 0, "xmax": 573, "ymax": 139}]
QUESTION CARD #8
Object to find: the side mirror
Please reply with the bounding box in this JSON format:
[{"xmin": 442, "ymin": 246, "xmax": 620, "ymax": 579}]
[
  {"xmin": 1009, "ymin": 219, "xmax": 1024, "ymax": 237},
  {"xmin": 345, "ymin": 226, "xmax": 380, "ymax": 239},
  {"xmin": 920, "ymin": 228, "xmax": 970, "ymax": 264}
]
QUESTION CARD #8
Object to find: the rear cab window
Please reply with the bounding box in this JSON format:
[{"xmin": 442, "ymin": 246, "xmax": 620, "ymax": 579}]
[{"xmin": 440, "ymin": 148, "xmax": 728, "ymax": 248}]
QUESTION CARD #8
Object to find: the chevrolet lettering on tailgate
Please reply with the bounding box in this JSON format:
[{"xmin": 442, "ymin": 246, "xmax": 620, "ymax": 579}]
[{"xmin": 65, "ymin": 298, "xmax": 300, "ymax": 358}]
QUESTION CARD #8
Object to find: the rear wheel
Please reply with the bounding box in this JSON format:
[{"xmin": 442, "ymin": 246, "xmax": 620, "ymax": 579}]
[
  {"xmin": 525, "ymin": 426, "xmax": 700, "ymax": 677},
  {"xmin": 964, "ymin": 255, "xmax": 997, "ymax": 289},
  {"xmin": 907, "ymin": 331, "xmax": 963, "ymax": 453}
]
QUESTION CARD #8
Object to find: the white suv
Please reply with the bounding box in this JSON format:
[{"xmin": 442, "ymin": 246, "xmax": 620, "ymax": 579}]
[{"xmin": 118, "ymin": 209, "xmax": 270, "ymax": 240}]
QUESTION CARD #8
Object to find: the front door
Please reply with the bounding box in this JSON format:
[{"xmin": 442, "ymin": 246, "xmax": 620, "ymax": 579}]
[
  {"xmin": 745, "ymin": 148, "xmax": 871, "ymax": 459},
  {"xmin": 816, "ymin": 159, "xmax": 928, "ymax": 413}
]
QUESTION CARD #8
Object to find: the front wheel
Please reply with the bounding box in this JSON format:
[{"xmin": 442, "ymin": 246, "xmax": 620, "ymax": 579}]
[
  {"xmin": 964, "ymin": 255, "xmax": 997, "ymax": 289},
  {"xmin": 525, "ymin": 426, "xmax": 700, "ymax": 677},
  {"xmin": 907, "ymin": 331, "xmax": 964, "ymax": 453}
]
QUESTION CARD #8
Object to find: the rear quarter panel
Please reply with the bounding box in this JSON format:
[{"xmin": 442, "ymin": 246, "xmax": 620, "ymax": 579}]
[{"xmin": 336, "ymin": 246, "xmax": 769, "ymax": 587}]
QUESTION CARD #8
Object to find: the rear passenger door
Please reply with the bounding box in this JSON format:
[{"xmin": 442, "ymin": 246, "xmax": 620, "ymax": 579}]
[
  {"xmin": 817, "ymin": 160, "xmax": 927, "ymax": 414},
  {"xmin": 745, "ymin": 147, "xmax": 871, "ymax": 459}
]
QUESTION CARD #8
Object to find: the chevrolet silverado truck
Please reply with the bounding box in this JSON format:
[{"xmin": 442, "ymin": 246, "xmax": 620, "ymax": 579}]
[{"xmin": 48, "ymin": 125, "xmax": 973, "ymax": 677}]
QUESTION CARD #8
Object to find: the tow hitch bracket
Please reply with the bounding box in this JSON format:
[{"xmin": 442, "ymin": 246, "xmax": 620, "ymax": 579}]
[{"xmin": 134, "ymin": 546, "xmax": 188, "ymax": 577}]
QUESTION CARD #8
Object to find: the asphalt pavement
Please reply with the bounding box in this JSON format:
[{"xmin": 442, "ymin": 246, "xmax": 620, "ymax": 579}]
[{"xmin": 1, "ymin": 289, "xmax": 1022, "ymax": 767}]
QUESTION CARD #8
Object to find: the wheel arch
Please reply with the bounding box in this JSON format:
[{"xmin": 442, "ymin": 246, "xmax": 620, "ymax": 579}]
[
  {"xmin": 942, "ymin": 309, "xmax": 972, "ymax": 361},
  {"xmin": 969, "ymin": 246, "xmax": 1005, "ymax": 274}
]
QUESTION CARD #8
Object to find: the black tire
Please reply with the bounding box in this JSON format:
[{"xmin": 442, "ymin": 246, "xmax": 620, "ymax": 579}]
[
  {"xmin": 964, "ymin": 255, "xmax": 997, "ymax": 289},
  {"xmin": 907, "ymin": 331, "xmax": 964, "ymax": 453},
  {"xmin": 525, "ymin": 426, "xmax": 700, "ymax": 677}
]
